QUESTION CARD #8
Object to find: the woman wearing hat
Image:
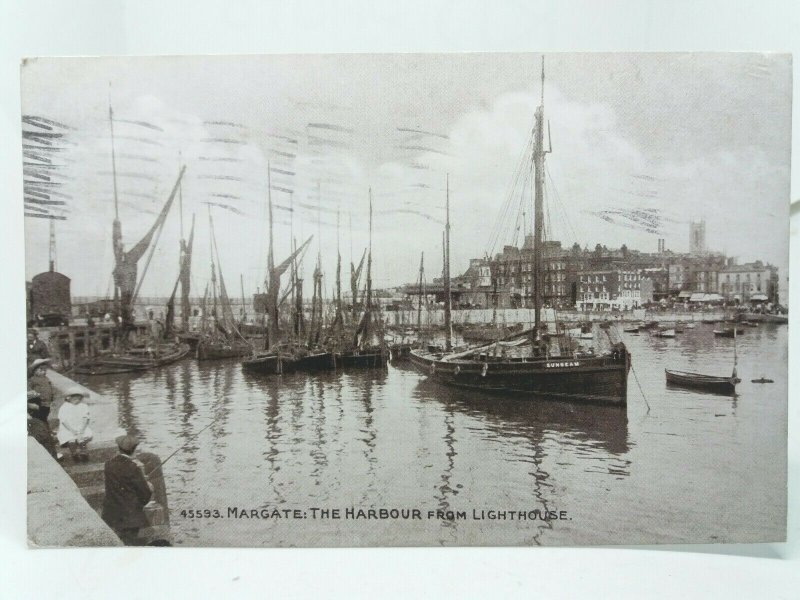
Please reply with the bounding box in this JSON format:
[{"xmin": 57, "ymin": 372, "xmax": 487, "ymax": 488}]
[{"xmin": 57, "ymin": 387, "xmax": 93, "ymax": 462}]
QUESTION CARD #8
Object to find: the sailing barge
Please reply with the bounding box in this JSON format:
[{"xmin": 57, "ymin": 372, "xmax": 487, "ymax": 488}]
[
  {"xmin": 76, "ymin": 105, "xmax": 191, "ymax": 375},
  {"xmin": 411, "ymin": 59, "xmax": 631, "ymax": 405}
]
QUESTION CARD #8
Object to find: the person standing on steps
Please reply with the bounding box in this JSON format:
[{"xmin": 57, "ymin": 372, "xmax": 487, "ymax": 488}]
[{"xmin": 101, "ymin": 434, "xmax": 154, "ymax": 546}]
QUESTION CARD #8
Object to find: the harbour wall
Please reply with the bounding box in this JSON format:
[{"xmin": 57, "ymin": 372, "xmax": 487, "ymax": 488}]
[
  {"xmin": 27, "ymin": 370, "xmax": 171, "ymax": 546},
  {"xmin": 382, "ymin": 308, "xmax": 731, "ymax": 327},
  {"xmin": 27, "ymin": 438, "xmax": 122, "ymax": 547}
]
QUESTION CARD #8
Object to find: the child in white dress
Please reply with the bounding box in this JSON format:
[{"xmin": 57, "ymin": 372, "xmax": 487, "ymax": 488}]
[{"xmin": 57, "ymin": 387, "xmax": 93, "ymax": 462}]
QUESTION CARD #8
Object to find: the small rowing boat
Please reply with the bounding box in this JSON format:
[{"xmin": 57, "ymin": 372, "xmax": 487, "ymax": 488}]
[{"xmin": 665, "ymin": 369, "xmax": 740, "ymax": 394}]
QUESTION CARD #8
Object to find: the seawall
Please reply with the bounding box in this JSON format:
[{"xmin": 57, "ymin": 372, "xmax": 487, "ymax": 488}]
[{"xmin": 27, "ymin": 437, "xmax": 122, "ymax": 547}]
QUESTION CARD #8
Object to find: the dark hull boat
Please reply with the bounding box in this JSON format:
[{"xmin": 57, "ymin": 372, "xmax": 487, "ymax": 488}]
[
  {"xmin": 389, "ymin": 343, "xmax": 413, "ymax": 360},
  {"xmin": 196, "ymin": 339, "xmax": 252, "ymax": 360},
  {"xmin": 410, "ymin": 345, "xmax": 630, "ymax": 405},
  {"xmin": 665, "ymin": 369, "xmax": 739, "ymax": 395},
  {"xmin": 241, "ymin": 351, "xmax": 298, "ymax": 375},
  {"xmin": 74, "ymin": 343, "xmax": 191, "ymax": 375},
  {"xmin": 622, "ymin": 326, "xmax": 640, "ymax": 333},
  {"xmin": 410, "ymin": 59, "xmax": 633, "ymax": 407},
  {"xmin": 295, "ymin": 351, "xmax": 336, "ymax": 372},
  {"xmin": 713, "ymin": 327, "xmax": 744, "ymax": 338},
  {"xmin": 335, "ymin": 346, "xmax": 388, "ymax": 369}
]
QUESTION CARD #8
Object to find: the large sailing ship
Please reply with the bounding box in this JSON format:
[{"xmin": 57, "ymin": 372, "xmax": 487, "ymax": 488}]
[
  {"xmin": 410, "ymin": 59, "xmax": 631, "ymax": 405},
  {"xmin": 74, "ymin": 105, "xmax": 191, "ymax": 375},
  {"xmin": 241, "ymin": 164, "xmax": 313, "ymax": 375}
]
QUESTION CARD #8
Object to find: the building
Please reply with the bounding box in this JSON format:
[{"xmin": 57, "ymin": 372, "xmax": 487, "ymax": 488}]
[
  {"xmin": 718, "ymin": 261, "xmax": 779, "ymax": 303},
  {"xmin": 576, "ymin": 267, "xmax": 641, "ymax": 311},
  {"xmin": 689, "ymin": 220, "xmax": 706, "ymax": 254},
  {"xmin": 407, "ymin": 221, "xmax": 780, "ymax": 310},
  {"xmin": 667, "ymin": 253, "xmax": 726, "ymax": 297}
]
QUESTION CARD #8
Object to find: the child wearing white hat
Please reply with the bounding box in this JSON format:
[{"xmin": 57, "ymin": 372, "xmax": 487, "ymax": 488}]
[{"xmin": 57, "ymin": 387, "xmax": 93, "ymax": 462}]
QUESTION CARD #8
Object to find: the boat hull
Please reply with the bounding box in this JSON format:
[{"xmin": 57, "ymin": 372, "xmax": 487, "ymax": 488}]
[
  {"xmin": 409, "ymin": 348, "xmax": 630, "ymax": 405},
  {"xmin": 295, "ymin": 351, "xmax": 336, "ymax": 372},
  {"xmin": 335, "ymin": 348, "xmax": 388, "ymax": 369},
  {"xmin": 196, "ymin": 340, "xmax": 252, "ymax": 360},
  {"xmin": 74, "ymin": 343, "xmax": 191, "ymax": 375},
  {"xmin": 665, "ymin": 369, "xmax": 738, "ymax": 395},
  {"xmin": 389, "ymin": 343, "xmax": 413, "ymax": 360},
  {"xmin": 241, "ymin": 352, "xmax": 298, "ymax": 375},
  {"xmin": 713, "ymin": 328, "xmax": 744, "ymax": 338}
]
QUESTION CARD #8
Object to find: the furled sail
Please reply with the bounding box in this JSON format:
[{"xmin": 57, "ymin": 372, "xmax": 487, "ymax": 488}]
[
  {"xmin": 113, "ymin": 166, "xmax": 185, "ymax": 326},
  {"xmin": 179, "ymin": 214, "xmax": 195, "ymax": 329}
]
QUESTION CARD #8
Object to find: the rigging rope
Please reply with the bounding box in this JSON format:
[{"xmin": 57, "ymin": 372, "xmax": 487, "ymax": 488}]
[{"xmin": 630, "ymin": 364, "xmax": 651, "ymax": 413}]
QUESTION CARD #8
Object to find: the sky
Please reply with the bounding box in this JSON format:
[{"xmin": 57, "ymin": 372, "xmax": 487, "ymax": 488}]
[{"xmin": 21, "ymin": 53, "xmax": 791, "ymax": 299}]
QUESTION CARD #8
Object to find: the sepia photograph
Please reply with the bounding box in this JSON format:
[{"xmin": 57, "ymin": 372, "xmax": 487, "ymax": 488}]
[{"xmin": 22, "ymin": 52, "xmax": 789, "ymax": 548}]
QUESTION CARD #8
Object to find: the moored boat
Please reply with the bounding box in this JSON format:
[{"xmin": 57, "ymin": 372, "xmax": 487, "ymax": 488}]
[
  {"xmin": 653, "ymin": 327, "xmax": 676, "ymax": 338},
  {"xmin": 74, "ymin": 343, "xmax": 191, "ymax": 375},
  {"xmin": 295, "ymin": 350, "xmax": 336, "ymax": 371},
  {"xmin": 335, "ymin": 345, "xmax": 388, "ymax": 368},
  {"xmin": 410, "ymin": 337, "xmax": 630, "ymax": 405},
  {"xmin": 241, "ymin": 350, "xmax": 299, "ymax": 375},
  {"xmin": 196, "ymin": 338, "xmax": 252, "ymax": 360},
  {"xmin": 410, "ymin": 59, "xmax": 631, "ymax": 406},
  {"xmin": 665, "ymin": 369, "xmax": 739, "ymax": 394},
  {"xmin": 713, "ymin": 327, "xmax": 744, "ymax": 338}
]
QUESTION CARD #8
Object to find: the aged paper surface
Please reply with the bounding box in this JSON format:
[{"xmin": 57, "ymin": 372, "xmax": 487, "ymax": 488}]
[{"xmin": 23, "ymin": 53, "xmax": 789, "ymax": 547}]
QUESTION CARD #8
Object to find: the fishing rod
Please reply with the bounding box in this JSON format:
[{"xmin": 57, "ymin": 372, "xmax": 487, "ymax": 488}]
[{"xmin": 143, "ymin": 414, "xmax": 220, "ymax": 477}]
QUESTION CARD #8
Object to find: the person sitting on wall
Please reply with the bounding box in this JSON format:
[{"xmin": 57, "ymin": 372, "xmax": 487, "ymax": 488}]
[
  {"xmin": 27, "ymin": 330, "xmax": 49, "ymax": 365},
  {"xmin": 101, "ymin": 434, "xmax": 154, "ymax": 546},
  {"xmin": 27, "ymin": 358, "xmax": 54, "ymax": 423},
  {"xmin": 56, "ymin": 387, "xmax": 93, "ymax": 462},
  {"xmin": 27, "ymin": 391, "xmax": 57, "ymax": 458}
]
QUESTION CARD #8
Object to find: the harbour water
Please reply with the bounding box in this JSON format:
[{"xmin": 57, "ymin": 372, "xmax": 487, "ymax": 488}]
[{"xmin": 76, "ymin": 323, "xmax": 787, "ymax": 546}]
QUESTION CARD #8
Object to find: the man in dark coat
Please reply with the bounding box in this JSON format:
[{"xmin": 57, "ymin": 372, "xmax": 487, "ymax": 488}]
[
  {"xmin": 27, "ymin": 392, "xmax": 57, "ymax": 458},
  {"xmin": 27, "ymin": 358, "xmax": 54, "ymax": 423},
  {"xmin": 27, "ymin": 330, "xmax": 50, "ymax": 365},
  {"xmin": 101, "ymin": 434, "xmax": 153, "ymax": 545}
]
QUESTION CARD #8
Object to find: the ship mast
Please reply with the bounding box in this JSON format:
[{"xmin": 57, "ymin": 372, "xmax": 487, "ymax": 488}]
[
  {"xmin": 109, "ymin": 100, "xmax": 121, "ymax": 312},
  {"xmin": 266, "ymin": 161, "xmax": 278, "ymax": 347},
  {"xmin": 444, "ymin": 174, "xmax": 452, "ymax": 352},
  {"xmin": 417, "ymin": 252, "xmax": 424, "ymax": 335},
  {"xmin": 364, "ymin": 189, "xmax": 373, "ymax": 344},
  {"xmin": 532, "ymin": 56, "xmax": 550, "ymax": 342}
]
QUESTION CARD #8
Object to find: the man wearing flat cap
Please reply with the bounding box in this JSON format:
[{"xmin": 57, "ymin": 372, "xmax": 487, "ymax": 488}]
[{"xmin": 101, "ymin": 434, "xmax": 154, "ymax": 545}]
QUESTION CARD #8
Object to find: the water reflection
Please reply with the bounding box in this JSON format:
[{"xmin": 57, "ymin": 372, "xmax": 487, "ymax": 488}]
[
  {"xmin": 416, "ymin": 378, "xmax": 630, "ymax": 456},
  {"xmin": 433, "ymin": 406, "xmax": 457, "ymax": 535},
  {"xmin": 261, "ymin": 380, "xmax": 285, "ymax": 503},
  {"xmin": 74, "ymin": 323, "xmax": 786, "ymax": 546}
]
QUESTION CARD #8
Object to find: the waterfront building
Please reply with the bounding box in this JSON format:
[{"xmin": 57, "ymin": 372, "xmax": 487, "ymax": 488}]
[
  {"xmin": 667, "ymin": 253, "xmax": 726, "ymax": 297},
  {"xmin": 576, "ymin": 267, "xmax": 641, "ymax": 311},
  {"xmin": 718, "ymin": 260, "xmax": 780, "ymax": 303},
  {"xmin": 400, "ymin": 227, "xmax": 780, "ymax": 310}
]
